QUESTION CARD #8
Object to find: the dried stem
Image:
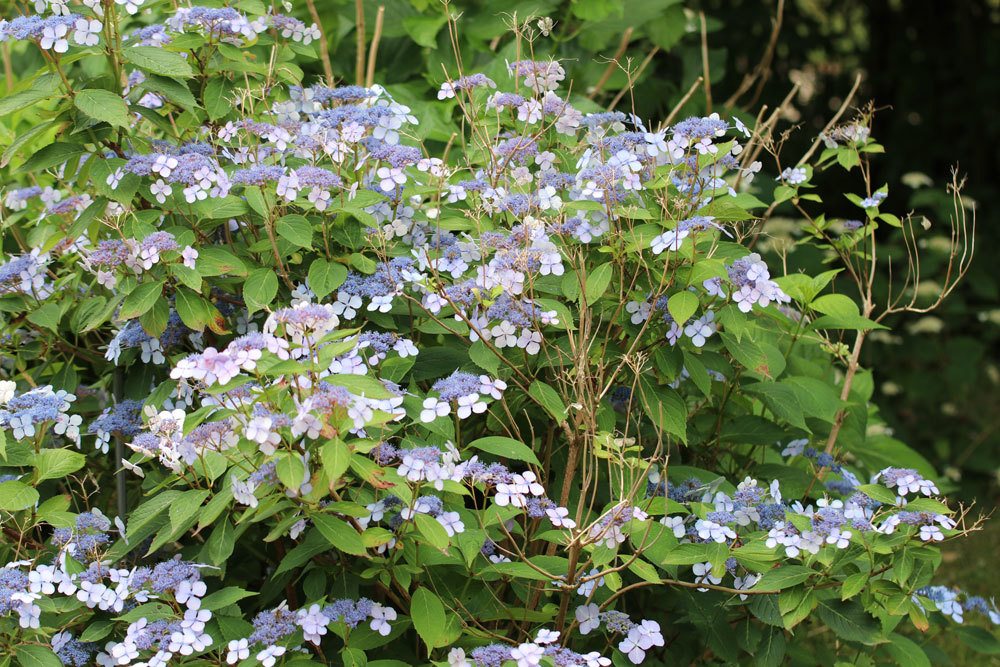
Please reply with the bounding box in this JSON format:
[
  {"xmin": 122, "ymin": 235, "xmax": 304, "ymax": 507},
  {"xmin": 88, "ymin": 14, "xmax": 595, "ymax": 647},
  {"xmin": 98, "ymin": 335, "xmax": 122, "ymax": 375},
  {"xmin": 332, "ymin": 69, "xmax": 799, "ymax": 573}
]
[
  {"xmin": 305, "ymin": 0, "xmax": 334, "ymax": 86},
  {"xmin": 588, "ymin": 27, "xmax": 634, "ymax": 100},
  {"xmin": 354, "ymin": 0, "xmax": 366, "ymax": 86},
  {"xmin": 365, "ymin": 6, "xmax": 386, "ymax": 88}
]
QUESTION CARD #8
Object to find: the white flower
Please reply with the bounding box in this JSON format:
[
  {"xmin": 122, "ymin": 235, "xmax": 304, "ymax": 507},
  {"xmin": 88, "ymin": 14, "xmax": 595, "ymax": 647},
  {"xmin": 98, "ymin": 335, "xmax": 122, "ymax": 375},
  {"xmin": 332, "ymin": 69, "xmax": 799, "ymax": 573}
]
[
  {"xmin": 226, "ymin": 639, "xmax": 250, "ymax": 664},
  {"xmin": 256, "ymin": 645, "xmax": 287, "ymax": 667},
  {"xmin": 0, "ymin": 380, "xmax": 15, "ymax": 404},
  {"xmin": 420, "ymin": 397, "xmax": 449, "ymax": 423},
  {"xmin": 491, "ymin": 321, "xmax": 518, "ymax": 347},
  {"xmin": 448, "ymin": 648, "xmax": 472, "ymax": 667},
  {"xmin": 535, "ymin": 628, "xmax": 559, "ymax": 645},
  {"xmin": 181, "ymin": 246, "xmax": 198, "ymax": 269},
  {"xmin": 511, "ymin": 642, "xmax": 545, "ymax": 667},
  {"xmin": 73, "ymin": 18, "xmax": 101, "ymax": 46},
  {"xmin": 231, "ymin": 475, "xmax": 258, "ymax": 508},
  {"xmin": 369, "ymin": 603, "xmax": 396, "ymax": 636},
  {"xmin": 660, "ymin": 515, "xmax": 686, "ymax": 538},
  {"xmin": 106, "ymin": 168, "xmax": 124, "ymax": 190},
  {"xmin": 575, "ymin": 603, "xmax": 600, "ymax": 634},
  {"xmin": 546, "ymin": 506, "xmax": 576, "ymax": 529},
  {"xmin": 150, "ymin": 178, "xmax": 172, "ymax": 204},
  {"xmin": 734, "ymin": 573, "xmax": 761, "ymax": 601},
  {"xmin": 437, "ymin": 511, "xmax": 465, "ymax": 536},
  {"xmin": 377, "ymin": 166, "xmax": 406, "ymax": 192},
  {"xmin": 276, "ymin": 173, "xmax": 299, "ymax": 201},
  {"xmin": 583, "ymin": 652, "xmax": 612, "ymax": 667},
  {"xmin": 516, "ymin": 328, "xmax": 542, "ymax": 355},
  {"xmin": 920, "ymin": 525, "xmax": 944, "ymax": 542},
  {"xmin": 779, "ymin": 166, "xmax": 808, "ymax": 185},
  {"xmin": 692, "ymin": 561, "xmax": 722, "ymax": 591},
  {"xmin": 41, "ymin": 23, "xmax": 70, "ymax": 53},
  {"xmin": 684, "ymin": 311, "xmax": 716, "ymax": 347},
  {"xmin": 695, "ymin": 519, "xmax": 735, "ymax": 544}
]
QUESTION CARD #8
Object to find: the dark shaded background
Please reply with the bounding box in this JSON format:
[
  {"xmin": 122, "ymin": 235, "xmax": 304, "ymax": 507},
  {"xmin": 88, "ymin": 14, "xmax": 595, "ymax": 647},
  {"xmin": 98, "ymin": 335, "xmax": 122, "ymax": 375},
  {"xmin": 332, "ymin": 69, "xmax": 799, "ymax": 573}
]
[{"xmin": 707, "ymin": 0, "xmax": 1000, "ymax": 500}]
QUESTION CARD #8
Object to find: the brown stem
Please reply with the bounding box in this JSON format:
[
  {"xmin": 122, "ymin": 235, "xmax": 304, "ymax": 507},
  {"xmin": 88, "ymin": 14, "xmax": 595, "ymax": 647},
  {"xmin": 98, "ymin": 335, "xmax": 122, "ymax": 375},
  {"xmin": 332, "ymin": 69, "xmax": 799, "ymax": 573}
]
[
  {"xmin": 354, "ymin": 0, "xmax": 366, "ymax": 86},
  {"xmin": 588, "ymin": 27, "xmax": 633, "ymax": 100},
  {"xmin": 305, "ymin": 0, "xmax": 334, "ymax": 86},
  {"xmin": 699, "ymin": 11, "xmax": 712, "ymax": 113},
  {"xmin": 823, "ymin": 322, "xmax": 869, "ymax": 455},
  {"xmin": 365, "ymin": 6, "xmax": 385, "ymax": 88}
]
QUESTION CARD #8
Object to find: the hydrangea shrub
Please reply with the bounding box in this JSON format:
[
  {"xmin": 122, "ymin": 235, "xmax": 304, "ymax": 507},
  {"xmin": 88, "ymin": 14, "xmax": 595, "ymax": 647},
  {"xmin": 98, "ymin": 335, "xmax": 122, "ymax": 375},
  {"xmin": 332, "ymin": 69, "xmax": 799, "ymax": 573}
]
[{"xmin": 0, "ymin": 2, "xmax": 992, "ymax": 666}]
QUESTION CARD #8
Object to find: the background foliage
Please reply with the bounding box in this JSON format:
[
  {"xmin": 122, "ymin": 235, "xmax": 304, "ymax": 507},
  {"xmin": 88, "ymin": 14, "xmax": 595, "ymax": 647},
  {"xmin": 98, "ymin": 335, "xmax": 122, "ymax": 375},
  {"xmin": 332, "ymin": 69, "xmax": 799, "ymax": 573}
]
[{"xmin": 0, "ymin": 0, "xmax": 997, "ymax": 666}]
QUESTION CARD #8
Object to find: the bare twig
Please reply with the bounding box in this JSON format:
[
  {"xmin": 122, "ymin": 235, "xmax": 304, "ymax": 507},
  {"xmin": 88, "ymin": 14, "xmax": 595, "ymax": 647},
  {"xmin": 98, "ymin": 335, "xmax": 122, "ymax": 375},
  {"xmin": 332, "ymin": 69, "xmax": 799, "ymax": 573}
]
[
  {"xmin": 724, "ymin": 0, "xmax": 785, "ymax": 108},
  {"xmin": 609, "ymin": 46, "xmax": 660, "ymax": 111},
  {"xmin": 354, "ymin": 0, "xmax": 366, "ymax": 86},
  {"xmin": 588, "ymin": 27, "xmax": 634, "ymax": 100},
  {"xmin": 305, "ymin": 0, "xmax": 334, "ymax": 86},
  {"xmin": 798, "ymin": 72, "xmax": 863, "ymax": 167},
  {"xmin": 365, "ymin": 6, "xmax": 386, "ymax": 88},
  {"xmin": 699, "ymin": 11, "xmax": 712, "ymax": 113},
  {"xmin": 657, "ymin": 76, "xmax": 704, "ymax": 131}
]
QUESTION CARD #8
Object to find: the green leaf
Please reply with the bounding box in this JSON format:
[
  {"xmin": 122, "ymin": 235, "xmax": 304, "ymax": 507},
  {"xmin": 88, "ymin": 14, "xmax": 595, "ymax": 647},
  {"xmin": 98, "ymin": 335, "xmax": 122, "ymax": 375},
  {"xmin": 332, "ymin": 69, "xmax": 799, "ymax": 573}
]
[
  {"xmin": 34, "ymin": 448, "xmax": 85, "ymax": 482},
  {"xmin": 203, "ymin": 78, "xmax": 234, "ymax": 121},
  {"xmin": 2, "ymin": 119, "xmax": 58, "ymax": 168},
  {"xmin": 414, "ymin": 513, "xmax": 450, "ymax": 550},
  {"xmin": 320, "ymin": 439, "xmax": 350, "ymax": 483},
  {"xmin": 410, "ymin": 587, "xmax": 448, "ymax": 650},
  {"xmin": 168, "ymin": 489, "xmax": 209, "ymax": 534},
  {"xmin": 199, "ymin": 587, "xmax": 256, "ymax": 612},
  {"xmin": 638, "ymin": 376, "xmax": 687, "ymax": 442},
  {"xmin": 809, "ymin": 293, "xmax": 886, "ymax": 330},
  {"xmin": 402, "ymin": 14, "xmax": 447, "ymax": 47},
  {"xmin": 124, "ymin": 46, "xmax": 194, "ymax": 78},
  {"xmin": 207, "ymin": 519, "xmax": 236, "ymax": 565},
  {"xmin": 174, "ymin": 287, "xmax": 216, "ymax": 331},
  {"xmin": 744, "ymin": 382, "xmax": 808, "ymax": 431},
  {"xmin": 119, "ymin": 281, "xmax": 164, "ymax": 320},
  {"xmin": 244, "ymin": 267, "xmax": 279, "ymax": 314},
  {"xmin": 313, "ymin": 514, "xmax": 366, "ymax": 555},
  {"xmin": 14, "ymin": 645, "xmax": 62, "ymax": 667},
  {"xmin": 856, "ymin": 483, "xmax": 898, "ymax": 505},
  {"xmin": 469, "ymin": 340, "xmax": 500, "ymax": 374},
  {"xmin": 196, "ymin": 247, "xmax": 248, "ymax": 277},
  {"xmin": 583, "ymin": 262, "xmax": 613, "ymax": 302},
  {"xmin": 755, "ymin": 565, "xmax": 814, "ymax": 591},
  {"xmin": 275, "ymin": 452, "xmax": 305, "ymax": 490},
  {"xmin": 815, "ymin": 599, "xmax": 880, "ymax": 644},
  {"xmin": 26, "ymin": 302, "xmax": 62, "ymax": 333},
  {"xmin": 955, "ymin": 625, "xmax": 1000, "ymax": 654},
  {"xmin": 840, "ymin": 572, "xmax": 868, "ymax": 600},
  {"xmin": 308, "ymin": 259, "xmax": 347, "ymax": 300},
  {"xmin": 667, "ymin": 290, "xmax": 699, "ymax": 325},
  {"xmin": 0, "ymin": 481, "xmax": 39, "ymax": 511},
  {"xmin": 143, "ymin": 75, "xmax": 198, "ymax": 109},
  {"xmin": 886, "ymin": 634, "xmax": 930, "ymax": 667},
  {"xmin": 21, "ymin": 142, "xmax": 86, "ymax": 173},
  {"xmin": 467, "ymin": 436, "xmax": 541, "ymax": 467},
  {"xmin": 756, "ymin": 626, "xmax": 787, "ymax": 667},
  {"xmin": 75, "ymin": 89, "xmax": 130, "ymax": 128},
  {"xmin": 275, "ymin": 214, "xmax": 314, "ymax": 248},
  {"xmin": 324, "ymin": 374, "xmax": 395, "ymax": 399},
  {"xmin": 529, "ymin": 381, "xmax": 566, "ymax": 421},
  {"xmin": 0, "ymin": 73, "xmax": 61, "ymax": 117}
]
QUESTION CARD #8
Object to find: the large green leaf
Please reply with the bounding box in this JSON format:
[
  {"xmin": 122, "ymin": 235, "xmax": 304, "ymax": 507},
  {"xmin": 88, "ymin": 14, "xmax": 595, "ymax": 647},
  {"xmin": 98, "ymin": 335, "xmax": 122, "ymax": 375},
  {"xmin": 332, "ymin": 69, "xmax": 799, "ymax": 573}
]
[
  {"xmin": 410, "ymin": 587, "xmax": 448, "ymax": 650},
  {"xmin": 75, "ymin": 89, "xmax": 130, "ymax": 128},
  {"xmin": 124, "ymin": 46, "xmax": 194, "ymax": 78}
]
